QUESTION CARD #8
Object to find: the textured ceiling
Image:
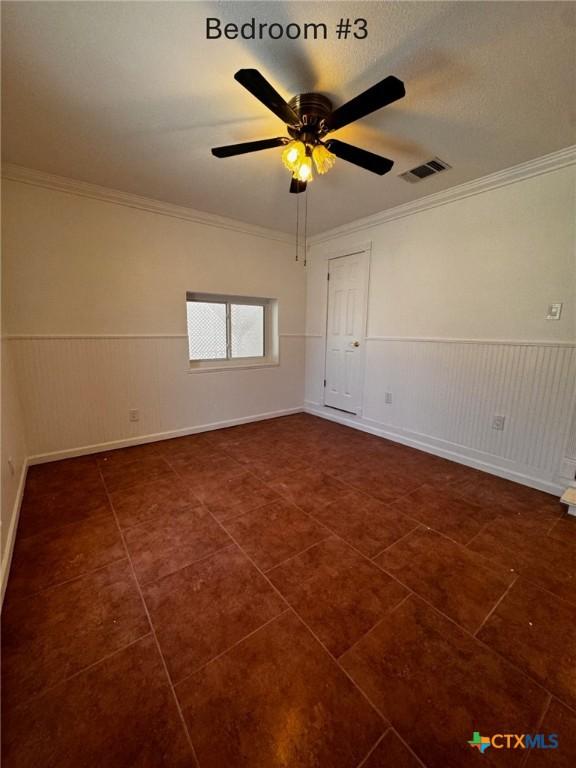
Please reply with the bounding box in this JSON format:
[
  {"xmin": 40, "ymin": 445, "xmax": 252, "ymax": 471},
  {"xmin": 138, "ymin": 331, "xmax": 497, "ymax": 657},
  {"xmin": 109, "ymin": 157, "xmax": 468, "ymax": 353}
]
[{"xmin": 2, "ymin": 1, "xmax": 575, "ymax": 234}]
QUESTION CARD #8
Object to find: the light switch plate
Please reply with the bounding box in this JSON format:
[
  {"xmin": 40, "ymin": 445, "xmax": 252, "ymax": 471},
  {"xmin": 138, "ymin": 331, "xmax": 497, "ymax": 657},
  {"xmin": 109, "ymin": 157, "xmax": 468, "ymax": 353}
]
[{"xmin": 546, "ymin": 303, "xmax": 562, "ymax": 320}]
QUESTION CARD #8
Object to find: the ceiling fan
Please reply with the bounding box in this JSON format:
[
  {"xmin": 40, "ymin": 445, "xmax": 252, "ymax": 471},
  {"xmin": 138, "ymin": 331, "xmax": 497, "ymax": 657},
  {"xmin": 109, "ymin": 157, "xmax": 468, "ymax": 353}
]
[{"xmin": 211, "ymin": 69, "xmax": 405, "ymax": 193}]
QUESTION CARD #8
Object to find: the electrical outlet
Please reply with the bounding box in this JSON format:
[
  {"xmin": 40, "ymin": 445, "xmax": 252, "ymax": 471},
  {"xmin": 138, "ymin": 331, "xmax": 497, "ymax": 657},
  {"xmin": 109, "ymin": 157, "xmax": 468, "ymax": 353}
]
[
  {"xmin": 129, "ymin": 409, "xmax": 139, "ymax": 422},
  {"xmin": 492, "ymin": 415, "xmax": 506, "ymax": 431},
  {"xmin": 546, "ymin": 303, "xmax": 562, "ymax": 320},
  {"xmin": 384, "ymin": 392, "xmax": 393, "ymax": 404}
]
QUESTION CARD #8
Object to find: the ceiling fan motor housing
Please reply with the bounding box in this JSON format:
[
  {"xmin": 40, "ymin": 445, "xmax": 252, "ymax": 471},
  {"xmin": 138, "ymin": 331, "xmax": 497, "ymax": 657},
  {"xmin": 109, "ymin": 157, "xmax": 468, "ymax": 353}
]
[{"xmin": 287, "ymin": 93, "xmax": 333, "ymax": 142}]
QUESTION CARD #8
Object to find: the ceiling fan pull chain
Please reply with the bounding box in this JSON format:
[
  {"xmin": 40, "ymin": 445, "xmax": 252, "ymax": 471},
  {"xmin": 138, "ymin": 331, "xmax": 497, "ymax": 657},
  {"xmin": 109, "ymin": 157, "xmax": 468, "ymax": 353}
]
[
  {"xmin": 295, "ymin": 192, "xmax": 300, "ymax": 261},
  {"xmin": 304, "ymin": 187, "xmax": 308, "ymax": 267}
]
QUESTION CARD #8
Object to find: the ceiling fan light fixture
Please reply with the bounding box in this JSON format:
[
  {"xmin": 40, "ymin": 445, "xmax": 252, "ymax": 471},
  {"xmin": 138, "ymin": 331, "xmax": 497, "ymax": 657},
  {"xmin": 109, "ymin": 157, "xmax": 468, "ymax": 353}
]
[
  {"xmin": 282, "ymin": 140, "xmax": 305, "ymax": 172},
  {"xmin": 294, "ymin": 153, "xmax": 313, "ymax": 183},
  {"xmin": 312, "ymin": 144, "xmax": 336, "ymax": 175}
]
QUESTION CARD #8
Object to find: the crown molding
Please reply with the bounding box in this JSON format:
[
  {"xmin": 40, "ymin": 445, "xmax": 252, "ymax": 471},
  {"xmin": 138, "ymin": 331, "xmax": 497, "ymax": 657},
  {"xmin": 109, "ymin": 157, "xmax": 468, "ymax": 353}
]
[
  {"xmin": 4, "ymin": 332, "xmax": 305, "ymax": 340},
  {"xmin": 1, "ymin": 163, "xmax": 294, "ymax": 245},
  {"xmin": 310, "ymin": 144, "xmax": 576, "ymax": 245},
  {"xmin": 3, "ymin": 145, "xmax": 574, "ymax": 247}
]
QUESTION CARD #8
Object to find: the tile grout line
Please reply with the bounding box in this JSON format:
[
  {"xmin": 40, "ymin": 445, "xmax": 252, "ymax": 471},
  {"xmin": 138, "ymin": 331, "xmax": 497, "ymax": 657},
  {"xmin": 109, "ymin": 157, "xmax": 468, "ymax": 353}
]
[
  {"xmin": 213, "ymin": 430, "xmax": 436, "ymax": 514},
  {"xmin": 520, "ymin": 693, "xmax": 552, "ymax": 768},
  {"xmin": 287, "ymin": 605, "xmax": 392, "ymax": 734},
  {"xmin": 100, "ymin": 454, "xmax": 178, "ymax": 495},
  {"xmin": 240, "ymin": 454, "xmax": 531, "ymax": 626},
  {"xmin": 331, "ymin": 486, "xmax": 568, "ymax": 700},
  {"xmin": 336, "ymin": 592, "xmax": 414, "ymax": 661},
  {"xmin": 546, "ymin": 515, "xmax": 564, "ymax": 536},
  {"xmin": 369, "ymin": 563, "xmax": 557, "ymax": 704},
  {"xmin": 354, "ymin": 729, "xmax": 389, "ymax": 768},
  {"xmin": 229, "ymin": 442, "xmax": 504, "ymax": 580},
  {"xmin": 158, "ymin": 439, "xmax": 430, "ymax": 732},
  {"xmin": 337, "ymin": 577, "xmax": 562, "ymax": 720},
  {"xmin": 4, "ymin": 553, "xmax": 129, "ymax": 606},
  {"xmin": 197, "ymin": 499, "xmax": 394, "ymax": 736},
  {"xmin": 115, "ymin": 499, "xmax": 204, "ymax": 532},
  {"xmin": 464, "ymin": 534, "xmax": 576, "ymax": 609},
  {"xmin": 369, "ymin": 523, "xmax": 424, "ymax": 560},
  {"xmin": 207, "ymin": 444, "xmax": 418, "ymax": 632},
  {"xmin": 15, "ymin": 507, "xmax": 113, "ymax": 543},
  {"xmin": 473, "ymin": 573, "xmax": 519, "ymax": 637},
  {"xmin": 210, "ymin": 492, "xmax": 288, "ymax": 525},
  {"xmin": 549, "ymin": 692, "xmax": 576, "ymax": 717},
  {"xmin": 5, "ymin": 631, "xmax": 154, "ymax": 713},
  {"xmin": 391, "ymin": 726, "xmax": 429, "ymax": 767},
  {"xmin": 309, "ymin": 528, "xmax": 420, "ymax": 621},
  {"xmin": 389, "ymin": 521, "xmax": 526, "ymax": 586},
  {"xmin": 136, "ymin": 541, "xmax": 238, "ymax": 589},
  {"xmin": 327, "ymin": 467, "xmax": 564, "ymax": 557},
  {"xmin": 173, "ymin": 608, "xmax": 291, "ymax": 688},
  {"xmin": 98, "ymin": 466, "xmax": 202, "ymax": 768},
  {"xmin": 206, "ymin": 473, "xmax": 424, "ymax": 679},
  {"xmin": 109, "ymin": 426, "xmax": 421, "ymax": 706},
  {"xmin": 513, "ymin": 576, "xmax": 576, "ymax": 610},
  {"xmin": 355, "ymin": 722, "xmax": 430, "ymax": 768},
  {"xmin": 263, "ymin": 532, "xmax": 337, "ymax": 575},
  {"xmin": 208, "ymin": 450, "xmax": 426, "ymax": 652},
  {"xmin": 209, "ymin": 445, "xmax": 535, "ymax": 685},
  {"xmin": 465, "ymin": 506, "xmax": 565, "ymax": 549}
]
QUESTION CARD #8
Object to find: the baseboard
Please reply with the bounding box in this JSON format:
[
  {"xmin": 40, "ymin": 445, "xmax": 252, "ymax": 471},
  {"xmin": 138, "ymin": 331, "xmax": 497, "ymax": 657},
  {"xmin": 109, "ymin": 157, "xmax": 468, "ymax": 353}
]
[
  {"xmin": 27, "ymin": 407, "xmax": 305, "ymax": 465},
  {"xmin": 304, "ymin": 402, "xmax": 563, "ymax": 497},
  {"xmin": 1, "ymin": 459, "xmax": 28, "ymax": 608}
]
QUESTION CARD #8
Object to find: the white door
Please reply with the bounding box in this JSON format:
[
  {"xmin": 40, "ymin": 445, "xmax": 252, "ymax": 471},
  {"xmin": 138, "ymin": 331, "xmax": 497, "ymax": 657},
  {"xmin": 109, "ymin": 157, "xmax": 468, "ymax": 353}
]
[{"xmin": 324, "ymin": 251, "xmax": 369, "ymax": 414}]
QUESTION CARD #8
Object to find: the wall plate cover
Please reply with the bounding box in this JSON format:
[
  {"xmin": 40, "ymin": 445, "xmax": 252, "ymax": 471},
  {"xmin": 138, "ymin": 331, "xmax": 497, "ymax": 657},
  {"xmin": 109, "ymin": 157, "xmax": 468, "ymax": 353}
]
[
  {"xmin": 546, "ymin": 303, "xmax": 562, "ymax": 320},
  {"xmin": 492, "ymin": 415, "xmax": 506, "ymax": 431}
]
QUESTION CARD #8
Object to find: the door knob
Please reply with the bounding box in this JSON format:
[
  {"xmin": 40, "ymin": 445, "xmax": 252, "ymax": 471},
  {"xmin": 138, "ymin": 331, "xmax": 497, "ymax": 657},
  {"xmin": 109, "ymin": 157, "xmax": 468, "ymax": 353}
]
[{"xmin": 352, "ymin": 341, "xmax": 360, "ymax": 347}]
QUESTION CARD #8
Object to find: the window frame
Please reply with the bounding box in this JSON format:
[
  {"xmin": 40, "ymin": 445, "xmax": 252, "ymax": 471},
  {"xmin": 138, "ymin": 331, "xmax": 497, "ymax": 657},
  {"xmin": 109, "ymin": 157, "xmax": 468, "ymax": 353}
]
[{"xmin": 186, "ymin": 292, "xmax": 277, "ymax": 372}]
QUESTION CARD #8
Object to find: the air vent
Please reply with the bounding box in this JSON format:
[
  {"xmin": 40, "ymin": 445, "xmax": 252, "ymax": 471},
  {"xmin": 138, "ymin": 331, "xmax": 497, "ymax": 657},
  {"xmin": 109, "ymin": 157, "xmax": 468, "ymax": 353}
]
[{"xmin": 399, "ymin": 157, "xmax": 451, "ymax": 183}]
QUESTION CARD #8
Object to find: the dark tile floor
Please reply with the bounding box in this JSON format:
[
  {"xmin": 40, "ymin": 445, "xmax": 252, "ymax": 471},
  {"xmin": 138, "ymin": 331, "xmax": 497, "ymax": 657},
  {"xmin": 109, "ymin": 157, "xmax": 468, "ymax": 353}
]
[{"xmin": 2, "ymin": 413, "xmax": 575, "ymax": 767}]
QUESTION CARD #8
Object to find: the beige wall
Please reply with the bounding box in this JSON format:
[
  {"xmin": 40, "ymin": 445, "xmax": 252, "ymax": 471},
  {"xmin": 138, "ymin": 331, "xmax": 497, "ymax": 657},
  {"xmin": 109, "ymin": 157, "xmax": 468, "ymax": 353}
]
[
  {"xmin": 2, "ymin": 179, "xmax": 306, "ymax": 459},
  {"xmin": 307, "ymin": 166, "xmax": 576, "ymax": 341},
  {"xmin": 305, "ymin": 163, "xmax": 576, "ymax": 493},
  {"xmin": 4, "ymin": 181, "xmax": 305, "ymax": 336}
]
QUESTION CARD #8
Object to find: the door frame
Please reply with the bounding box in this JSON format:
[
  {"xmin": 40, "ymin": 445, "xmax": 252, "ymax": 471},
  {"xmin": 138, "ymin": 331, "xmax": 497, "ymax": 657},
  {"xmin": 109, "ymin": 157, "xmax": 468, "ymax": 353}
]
[{"xmin": 322, "ymin": 242, "xmax": 372, "ymax": 416}]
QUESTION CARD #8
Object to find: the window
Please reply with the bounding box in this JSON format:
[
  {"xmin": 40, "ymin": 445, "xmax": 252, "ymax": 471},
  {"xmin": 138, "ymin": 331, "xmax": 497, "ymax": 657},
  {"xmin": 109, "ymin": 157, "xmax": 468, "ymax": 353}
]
[
  {"xmin": 230, "ymin": 303, "xmax": 264, "ymax": 358},
  {"xmin": 186, "ymin": 293, "xmax": 277, "ymax": 369},
  {"xmin": 186, "ymin": 301, "xmax": 228, "ymax": 360}
]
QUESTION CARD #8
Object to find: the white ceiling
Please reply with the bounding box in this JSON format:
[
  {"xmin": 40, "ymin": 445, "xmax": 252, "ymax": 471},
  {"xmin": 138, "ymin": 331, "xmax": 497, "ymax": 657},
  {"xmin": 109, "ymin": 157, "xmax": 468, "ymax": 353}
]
[{"xmin": 2, "ymin": 1, "xmax": 575, "ymax": 234}]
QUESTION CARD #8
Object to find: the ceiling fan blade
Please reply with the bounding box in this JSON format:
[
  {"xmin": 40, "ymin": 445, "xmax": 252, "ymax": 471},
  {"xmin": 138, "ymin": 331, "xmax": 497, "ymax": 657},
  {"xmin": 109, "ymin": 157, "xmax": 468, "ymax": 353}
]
[
  {"xmin": 325, "ymin": 139, "xmax": 394, "ymax": 175},
  {"xmin": 290, "ymin": 178, "xmax": 307, "ymax": 194},
  {"xmin": 211, "ymin": 137, "xmax": 287, "ymax": 158},
  {"xmin": 327, "ymin": 75, "xmax": 405, "ymax": 131},
  {"xmin": 234, "ymin": 69, "xmax": 300, "ymax": 127}
]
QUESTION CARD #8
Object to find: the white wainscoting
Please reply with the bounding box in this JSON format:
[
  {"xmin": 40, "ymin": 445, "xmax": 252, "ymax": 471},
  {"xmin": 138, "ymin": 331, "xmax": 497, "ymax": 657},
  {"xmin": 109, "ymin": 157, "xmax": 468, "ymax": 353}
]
[
  {"xmin": 9, "ymin": 334, "xmax": 306, "ymax": 461},
  {"xmin": 305, "ymin": 336, "xmax": 576, "ymax": 495}
]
